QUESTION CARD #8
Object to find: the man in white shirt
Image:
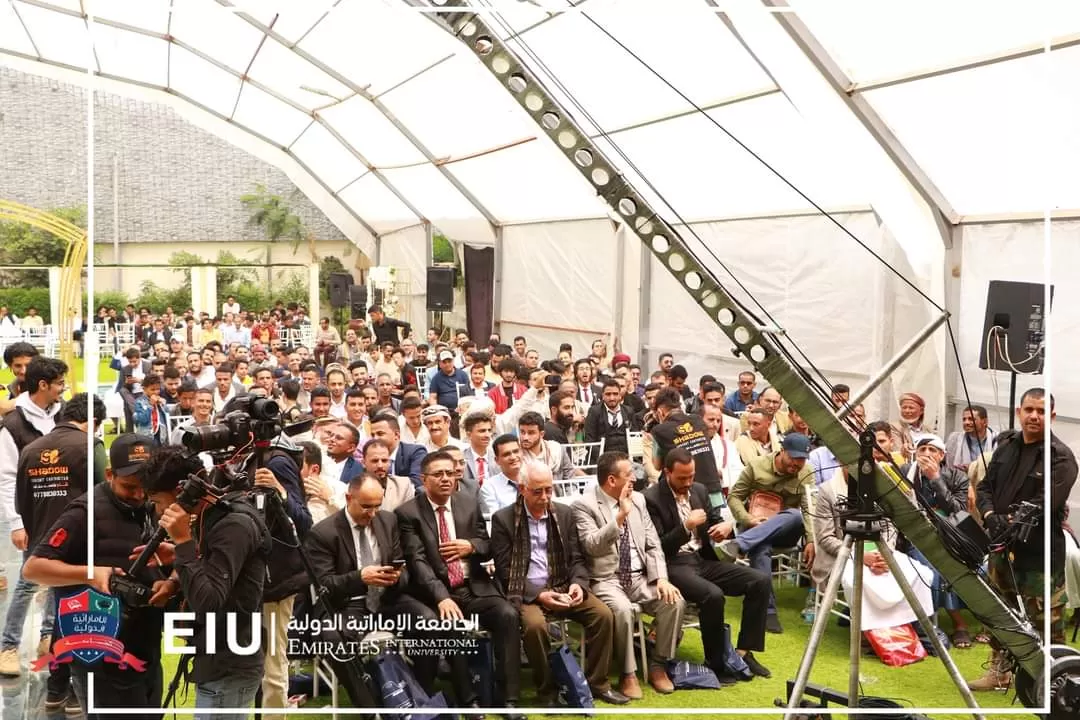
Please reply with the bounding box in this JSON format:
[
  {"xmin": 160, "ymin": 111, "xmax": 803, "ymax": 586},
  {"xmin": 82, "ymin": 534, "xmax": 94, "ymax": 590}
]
[
  {"xmin": 397, "ymin": 397, "xmax": 430, "ymax": 446},
  {"xmin": 703, "ymin": 405, "xmax": 744, "ymax": 495},
  {"xmin": 479, "ymin": 434, "xmax": 526, "ymax": 516},
  {"xmin": 221, "ymin": 295, "xmax": 241, "ymax": 316},
  {"xmin": 19, "ymin": 308, "xmax": 43, "ymax": 331},
  {"xmin": 325, "ymin": 367, "xmax": 349, "ymax": 419},
  {"xmin": 420, "ymin": 405, "xmax": 463, "ymax": 452}
]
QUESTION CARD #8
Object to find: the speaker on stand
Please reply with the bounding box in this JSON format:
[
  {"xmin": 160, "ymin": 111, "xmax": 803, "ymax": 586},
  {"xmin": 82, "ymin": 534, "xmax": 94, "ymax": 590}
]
[
  {"xmin": 328, "ymin": 273, "xmax": 352, "ymax": 308},
  {"xmin": 349, "ymin": 285, "xmax": 368, "ymax": 320},
  {"xmin": 978, "ymin": 280, "xmax": 1054, "ymax": 429}
]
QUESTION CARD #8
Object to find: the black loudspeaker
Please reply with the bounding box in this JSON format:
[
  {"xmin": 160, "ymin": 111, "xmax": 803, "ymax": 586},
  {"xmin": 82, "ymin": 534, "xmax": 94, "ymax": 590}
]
[
  {"xmin": 349, "ymin": 285, "xmax": 368, "ymax": 319},
  {"xmin": 328, "ymin": 273, "xmax": 352, "ymax": 308},
  {"xmin": 427, "ymin": 266, "xmax": 455, "ymax": 311},
  {"xmin": 978, "ymin": 280, "xmax": 1054, "ymax": 375}
]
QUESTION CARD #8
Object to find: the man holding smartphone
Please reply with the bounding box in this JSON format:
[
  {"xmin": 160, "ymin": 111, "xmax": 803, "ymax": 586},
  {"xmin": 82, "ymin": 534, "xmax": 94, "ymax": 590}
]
[
  {"xmin": 305, "ymin": 474, "xmax": 439, "ymax": 693},
  {"xmin": 491, "ymin": 463, "xmax": 628, "ymax": 706}
]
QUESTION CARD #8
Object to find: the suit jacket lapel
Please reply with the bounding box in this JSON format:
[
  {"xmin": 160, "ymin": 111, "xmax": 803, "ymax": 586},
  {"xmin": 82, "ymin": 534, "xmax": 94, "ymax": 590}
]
[
  {"xmin": 335, "ymin": 510, "xmax": 358, "ymax": 570},
  {"xmin": 453, "ymin": 497, "xmax": 471, "ymax": 540},
  {"xmin": 594, "ymin": 485, "xmax": 611, "ymax": 524},
  {"xmin": 372, "ymin": 513, "xmax": 390, "ymax": 564}
]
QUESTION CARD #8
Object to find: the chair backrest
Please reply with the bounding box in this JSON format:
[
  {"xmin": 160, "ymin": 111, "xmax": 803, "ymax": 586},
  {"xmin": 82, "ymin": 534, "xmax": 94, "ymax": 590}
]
[
  {"xmin": 563, "ymin": 440, "xmax": 605, "ymax": 474},
  {"xmin": 626, "ymin": 430, "xmax": 645, "ymax": 462},
  {"xmin": 168, "ymin": 415, "xmax": 194, "ymax": 436}
]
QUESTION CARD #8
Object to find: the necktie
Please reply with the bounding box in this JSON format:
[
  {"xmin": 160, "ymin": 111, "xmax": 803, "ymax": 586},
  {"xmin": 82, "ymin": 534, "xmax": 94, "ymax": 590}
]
[
  {"xmin": 583, "ymin": 387, "xmax": 591, "ymax": 404},
  {"xmin": 357, "ymin": 526, "xmax": 379, "ymax": 611},
  {"xmin": 617, "ymin": 519, "xmax": 632, "ymax": 590},
  {"xmin": 437, "ymin": 507, "xmax": 465, "ymax": 589},
  {"xmin": 609, "ymin": 411, "xmax": 621, "ymax": 428},
  {"xmin": 476, "ymin": 457, "xmax": 486, "ymax": 487}
]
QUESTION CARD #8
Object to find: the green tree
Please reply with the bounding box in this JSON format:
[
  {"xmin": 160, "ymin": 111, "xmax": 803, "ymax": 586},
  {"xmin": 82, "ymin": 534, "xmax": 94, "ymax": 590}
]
[
  {"xmin": 0, "ymin": 204, "xmax": 87, "ymax": 287},
  {"xmin": 240, "ymin": 184, "xmax": 307, "ymax": 250}
]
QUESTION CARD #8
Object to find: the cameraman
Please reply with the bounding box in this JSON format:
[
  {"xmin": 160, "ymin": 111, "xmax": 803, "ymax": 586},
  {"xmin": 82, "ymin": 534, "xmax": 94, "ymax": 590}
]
[
  {"xmin": 23, "ymin": 434, "xmax": 173, "ymax": 718},
  {"xmin": 969, "ymin": 388, "xmax": 1078, "ymax": 691},
  {"xmin": 141, "ymin": 446, "xmax": 272, "ymax": 718}
]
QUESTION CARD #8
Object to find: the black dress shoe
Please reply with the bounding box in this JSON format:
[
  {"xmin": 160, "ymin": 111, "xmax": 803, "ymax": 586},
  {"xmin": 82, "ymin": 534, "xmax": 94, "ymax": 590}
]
[
  {"xmin": 741, "ymin": 651, "xmax": 771, "ymax": 678},
  {"xmin": 593, "ymin": 688, "xmax": 630, "ymax": 705},
  {"xmin": 713, "ymin": 672, "xmax": 740, "ymax": 686}
]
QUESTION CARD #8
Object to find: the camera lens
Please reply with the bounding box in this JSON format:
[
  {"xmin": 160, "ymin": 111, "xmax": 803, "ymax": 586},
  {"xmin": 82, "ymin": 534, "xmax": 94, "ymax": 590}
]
[
  {"xmin": 182, "ymin": 424, "xmax": 234, "ymax": 453},
  {"xmin": 249, "ymin": 397, "xmax": 280, "ymax": 421}
]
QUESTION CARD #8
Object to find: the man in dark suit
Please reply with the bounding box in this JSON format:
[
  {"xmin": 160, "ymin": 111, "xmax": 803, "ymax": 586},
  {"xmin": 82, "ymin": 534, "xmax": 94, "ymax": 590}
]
[
  {"xmin": 491, "ymin": 463, "xmax": 627, "ymax": 706},
  {"xmin": 573, "ymin": 359, "xmax": 603, "ymax": 406},
  {"xmin": 584, "ymin": 378, "xmax": 641, "ymax": 455},
  {"xmin": 396, "ymin": 450, "xmax": 524, "ymax": 719},
  {"xmin": 369, "ymin": 412, "xmax": 427, "ymax": 490},
  {"xmin": 644, "ymin": 448, "xmax": 772, "ymax": 681},
  {"xmin": 305, "ymin": 474, "xmax": 439, "ymax": 692}
]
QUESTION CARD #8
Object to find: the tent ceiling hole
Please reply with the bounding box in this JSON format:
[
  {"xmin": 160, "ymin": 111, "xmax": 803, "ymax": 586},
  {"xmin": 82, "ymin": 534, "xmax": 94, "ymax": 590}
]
[
  {"xmin": 668, "ymin": 253, "xmax": 686, "ymax": 272},
  {"xmin": 684, "ymin": 271, "xmax": 702, "ymax": 290},
  {"xmin": 591, "ymin": 168, "xmax": 610, "ymax": 186},
  {"xmin": 717, "ymin": 308, "xmax": 735, "ymax": 326},
  {"xmin": 492, "ymin": 56, "xmax": 511, "ymax": 74},
  {"xmin": 701, "ymin": 292, "xmax": 719, "ymax": 309},
  {"xmin": 733, "ymin": 326, "xmax": 751, "ymax": 344},
  {"xmin": 525, "ymin": 93, "xmax": 543, "ymax": 111},
  {"xmin": 573, "ymin": 149, "xmax": 593, "ymax": 167},
  {"xmin": 541, "ymin": 112, "xmax": 560, "ymax": 130},
  {"xmin": 652, "ymin": 235, "xmax": 670, "ymax": 254},
  {"xmin": 461, "ymin": 22, "xmax": 477, "ymax": 37},
  {"xmin": 508, "ymin": 75, "xmax": 527, "ymax": 93},
  {"xmin": 634, "ymin": 217, "xmax": 653, "ymax": 234},
  {"xmin": 558, "ymin": 130, "xmax": 577, "ymax": 148},
  {"xmin": 618, "ymin": 198, "xmax": 636, "ymax": 216},
  {"xmin": 475, "ymin": 37, "xmax": 494, "ymax": 55},
  {"xmin": 749, "ymin": 345, "xmax": 766, "ymax": 362}
]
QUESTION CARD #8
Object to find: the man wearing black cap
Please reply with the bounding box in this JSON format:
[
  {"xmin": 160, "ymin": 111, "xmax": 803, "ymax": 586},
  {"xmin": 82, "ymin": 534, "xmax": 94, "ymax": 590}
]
[
  {"xmin": 24, "ymin": 433, "xmax": 175, "ymax": 717},
  {"xmin": 718, "ymin": 433, "xmax": 816, "ymax": 634}
]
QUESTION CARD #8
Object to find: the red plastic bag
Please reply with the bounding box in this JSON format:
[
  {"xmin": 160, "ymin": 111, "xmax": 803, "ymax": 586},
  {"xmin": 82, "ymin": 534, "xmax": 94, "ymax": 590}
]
[{"xmin": 863, "ymin": 624, "xmax": 927, "ymax": 667}]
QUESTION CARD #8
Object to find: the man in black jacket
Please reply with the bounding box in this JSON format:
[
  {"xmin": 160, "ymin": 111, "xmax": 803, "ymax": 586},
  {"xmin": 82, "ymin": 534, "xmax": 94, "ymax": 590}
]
[
  {"xmin": 491, "ymin": 463, "xmax": 625, "ymax": 706},
  {"xmin": 396, "ymin": 450, "xmax": 524, "ymax": 719},
  {"xmin": 305, "ymin": 473, "xmax": 438, "ymax": 692},
  {"xmin": 644, "ymin": 449, "xmax": 771, "ymax": 682},
  {"xmin": 584, "ymin": 378, "xmax": 641, "ymax": 455},
  {"xmin": 649, "ymin": 387, "xmax": 721, "ymax": 494},
  {"xmin": 969, "ymin": 388, "xmax": 1078, "ymax": 691},
  {"xmin": 142, "ymin": 446, "xmax": 271, "ymax": 718}
]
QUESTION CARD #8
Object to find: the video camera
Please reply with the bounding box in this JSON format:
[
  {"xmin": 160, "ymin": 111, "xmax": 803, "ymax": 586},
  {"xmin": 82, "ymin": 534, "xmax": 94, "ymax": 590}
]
[{"xmin": 181, "ymin": 395, "xmax": 282, "ymax": 454}]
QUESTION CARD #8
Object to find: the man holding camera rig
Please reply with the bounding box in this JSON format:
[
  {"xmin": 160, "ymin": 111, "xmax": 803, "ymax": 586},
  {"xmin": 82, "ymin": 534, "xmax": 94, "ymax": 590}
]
[
  {"xmin": 23, "ymin": 434, "xmax": 172, "ymax": 717},
  {"xmin": 968, "ymin": 388, "xmax": 1078, "ymax": 691}
]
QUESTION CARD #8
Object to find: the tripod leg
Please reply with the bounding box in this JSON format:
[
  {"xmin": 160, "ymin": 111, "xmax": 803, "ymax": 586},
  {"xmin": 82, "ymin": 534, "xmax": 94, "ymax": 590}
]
[
  {"xmin": 877, "ymin": 542, "xmax": 986, "ymax": 718},
  {"xmin": 849, "ymin": 541, "xmax": 864, "ymax": 709},
  {"xmin": 786, "ymin": 535, "xmax": 855, "ymax": 718}
]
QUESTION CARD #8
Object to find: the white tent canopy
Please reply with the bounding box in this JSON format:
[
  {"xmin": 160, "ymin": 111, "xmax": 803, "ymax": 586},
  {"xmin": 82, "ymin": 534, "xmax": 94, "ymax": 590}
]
[{"xmin": 0, "ymin": 0, "xmax": 1077, "ymax": 446}]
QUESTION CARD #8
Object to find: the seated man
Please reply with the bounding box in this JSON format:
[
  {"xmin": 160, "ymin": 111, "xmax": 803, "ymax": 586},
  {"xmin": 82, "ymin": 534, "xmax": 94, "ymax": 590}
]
[
  {"xmin": 480, "ymin": 433, "xmax": 527, "ymax": 516},
  {"xmin": 573, "ymin": 451, "xmax": 684, "ymax": 698},
  {"xmin": 491, "ymin": 463, "xmax": 628, "ymax": 706},
  {"xmin": 718, "ymin": 433, "xmax": 816, "ymax": 634},
  {"xmin": 644, "ymin": 449, "xmax": 771, "ymax": 681},
  {"xmin": 359, "ymin": 438, "xmax": 415, "ymax": 513},
  {"xmin": 304, "ymin": 474, "xmax": 438, "ymax": 692},
  {"xmin": 396, "ymin": 451, "xmax": 525, "ymax": 719}
]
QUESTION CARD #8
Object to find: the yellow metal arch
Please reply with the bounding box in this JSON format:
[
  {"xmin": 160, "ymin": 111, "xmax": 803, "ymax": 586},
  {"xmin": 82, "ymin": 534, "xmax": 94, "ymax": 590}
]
[{"xmin": 0, "ymin": 200, "xmax": 86, "ymax": 387}]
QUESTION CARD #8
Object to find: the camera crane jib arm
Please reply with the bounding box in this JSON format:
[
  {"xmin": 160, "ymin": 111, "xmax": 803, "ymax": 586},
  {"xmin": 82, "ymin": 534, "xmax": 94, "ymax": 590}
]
[{"xmin": 424, "ymin": 1, "xmax": 1042, "ymax": 690}]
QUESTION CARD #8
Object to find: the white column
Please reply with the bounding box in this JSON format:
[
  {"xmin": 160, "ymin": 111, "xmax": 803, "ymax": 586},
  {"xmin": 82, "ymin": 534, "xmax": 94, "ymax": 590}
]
[
  {"xmin": 48, "ymin": 266, "xmax": 62, "ymax": 331},
  {"xmin": 308, "ymin": 263, "xmax": 320, "ymax": 321}
]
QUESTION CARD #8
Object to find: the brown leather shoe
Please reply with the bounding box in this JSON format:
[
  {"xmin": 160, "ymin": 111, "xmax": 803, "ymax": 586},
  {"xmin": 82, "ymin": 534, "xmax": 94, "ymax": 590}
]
[
  {"xmin": 648, "ymin": 666, "xmax": 675, "ymax": 694},
  {"xmin": 619, "ymin": 673, "xmax": 643, "ymax": 700}
]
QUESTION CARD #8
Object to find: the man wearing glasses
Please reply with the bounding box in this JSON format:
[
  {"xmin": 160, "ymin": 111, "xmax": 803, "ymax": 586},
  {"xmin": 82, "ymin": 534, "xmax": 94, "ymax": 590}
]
[{"xmin": 396, "ymin": 451, "xmax": 525, "ymax": 719}]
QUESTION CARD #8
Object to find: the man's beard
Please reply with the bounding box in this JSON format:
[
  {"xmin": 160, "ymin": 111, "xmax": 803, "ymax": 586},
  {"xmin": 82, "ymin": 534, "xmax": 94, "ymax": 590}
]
[{"xmin": 557, "ymin": 413, "xmax": 573, "ymax": 430}]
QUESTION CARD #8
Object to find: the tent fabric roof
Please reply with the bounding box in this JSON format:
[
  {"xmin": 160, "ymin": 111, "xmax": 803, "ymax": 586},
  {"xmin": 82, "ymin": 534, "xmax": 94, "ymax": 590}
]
[{"xmin": 0, "ymin": 0, "xmax": 1076, "ymax": 244}]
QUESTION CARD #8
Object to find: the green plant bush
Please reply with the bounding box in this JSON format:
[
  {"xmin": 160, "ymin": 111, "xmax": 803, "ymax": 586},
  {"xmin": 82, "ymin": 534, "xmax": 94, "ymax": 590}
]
[
  {"xmin": 1, "ymin": 288, "xmax": 52, "ymax": 322},
  {"xmin": 91, "ymin": 290, "xmax": 130, "ymax": 312}
]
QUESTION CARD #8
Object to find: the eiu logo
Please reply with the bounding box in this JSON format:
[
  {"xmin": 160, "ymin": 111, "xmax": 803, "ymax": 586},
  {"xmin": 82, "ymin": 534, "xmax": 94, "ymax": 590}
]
[{"xmin": 32, "ymin": 589, "xmax": 146, "ymax": 672}]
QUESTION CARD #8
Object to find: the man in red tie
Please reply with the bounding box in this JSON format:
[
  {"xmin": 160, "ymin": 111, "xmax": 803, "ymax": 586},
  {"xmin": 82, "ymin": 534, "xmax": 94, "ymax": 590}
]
[
  {"xmin": 461, "ymin": 412, "xmax": 495, "ymax": 496},
  {"xmin": 395, "ymin": 451, "xmax": 524, "ymax": 719}
]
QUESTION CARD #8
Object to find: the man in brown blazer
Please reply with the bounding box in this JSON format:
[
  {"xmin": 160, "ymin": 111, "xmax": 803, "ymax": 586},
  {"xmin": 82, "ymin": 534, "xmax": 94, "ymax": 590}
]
[{"xmin": 572, "ymin": 451, "xmax": 684, "ymax": 698}]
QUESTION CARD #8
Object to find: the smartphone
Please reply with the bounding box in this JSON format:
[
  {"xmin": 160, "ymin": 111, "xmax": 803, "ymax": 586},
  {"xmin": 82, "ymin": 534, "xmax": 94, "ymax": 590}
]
[{"xmin": 390, "ymin": 559, "xmax": 407, "ymax": 569}]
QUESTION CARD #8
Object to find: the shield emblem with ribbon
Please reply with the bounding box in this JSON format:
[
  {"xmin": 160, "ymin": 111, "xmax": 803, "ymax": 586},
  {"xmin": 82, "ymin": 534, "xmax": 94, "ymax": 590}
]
[{"xmin": 56, "ymin": 589, "xmax": 121, "ymax": 664}]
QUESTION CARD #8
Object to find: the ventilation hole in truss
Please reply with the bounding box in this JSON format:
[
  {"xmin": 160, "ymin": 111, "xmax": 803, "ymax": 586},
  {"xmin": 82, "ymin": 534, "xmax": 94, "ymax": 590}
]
[
  {"xmin": 668, "ymin": 253, "xmax": 686, "ymax": 272},
  {"xmin": 652, "ymin": 235, "xmax": 670, "ymax": 253},
  {"xmin": 591, "ymin": 168, "xmax": 610, "ymax": 186},
  {"xmin": 749, "ymin": 345, "xmax": 766, "ymax": 362},
  {"xmin": 574, "ymin": 149, "xmax": 593, "ymax": 167},
  {"xmin": 684, "ymin": 271, "xmax": 702, "ymax": 290},
  {"xmin": 701, "ymin": 292, "xmax": 719, "ymax": 309},
  {"xmin": 524, "ymin": 93, "xmax": 543, "ymax": 111},
  {"xmin": 492, "ymin": 56, "xmax": 511, "ymax": 74},
  {"xmin": 718, "ymin": 308, "xmax": 735, "ymax": 326},
  {"xmin": 734, "ymin": 326, "xmax": 751, "ymax": 344},
  {"xmin": 475, "ymin": 36, "xmax": 494, "ymax": 55},
  {"xmin": 558, "ymin": 130, "xmax": 577, "ymax": 148},
  {"xmin": 508, "ymin": 75, "xmax": 527, "ymax": 93},
  {"xmin": 461, "ymin": 21, "xmax": 477, "ymax": 37},
  {"xmin": 541, "ymin": 112, "xmax": 560, "ymax": 130},
  {"xmin": 634, "ymin": 217, "xmax": 653, "ymax": 234},
  {"xmin": 618, "ymin": 198, "xmax": 636, "ymax": 216}
]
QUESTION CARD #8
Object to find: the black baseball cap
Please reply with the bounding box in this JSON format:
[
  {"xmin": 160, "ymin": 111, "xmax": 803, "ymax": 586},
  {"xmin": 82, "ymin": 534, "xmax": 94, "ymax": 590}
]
[{"xmin": 109, "ymin": 434, "xmax": 154, "ymax": 477}]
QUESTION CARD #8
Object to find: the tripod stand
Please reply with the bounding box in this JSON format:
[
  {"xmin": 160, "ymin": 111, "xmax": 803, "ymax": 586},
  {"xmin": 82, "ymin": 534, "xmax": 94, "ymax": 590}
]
[{"xmin": 784, "ymin": 431, "xmax": 986, "ymax": 719}]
